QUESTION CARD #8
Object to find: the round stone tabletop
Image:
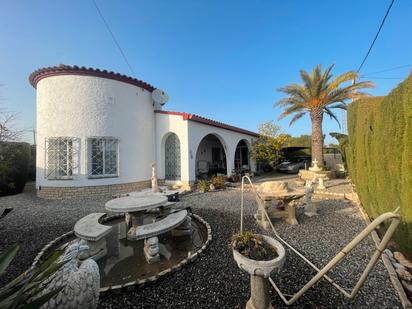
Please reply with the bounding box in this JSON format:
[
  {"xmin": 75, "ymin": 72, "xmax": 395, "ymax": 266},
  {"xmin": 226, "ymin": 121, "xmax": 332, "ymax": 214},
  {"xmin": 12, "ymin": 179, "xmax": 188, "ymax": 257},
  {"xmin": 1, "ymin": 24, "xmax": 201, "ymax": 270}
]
[
  {"xmin": 259, "ymin": 190, "xmax": 305, "ymax": 201},
  {"xmin": 105, "ymin": 194, "xmax": 168, "ymax": 213}
]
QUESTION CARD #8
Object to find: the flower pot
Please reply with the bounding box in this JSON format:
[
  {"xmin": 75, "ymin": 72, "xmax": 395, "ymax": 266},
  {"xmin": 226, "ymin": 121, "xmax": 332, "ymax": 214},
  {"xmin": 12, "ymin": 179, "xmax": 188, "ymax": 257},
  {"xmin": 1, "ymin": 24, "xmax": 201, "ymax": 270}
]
[
  {"xmin": 233, "ymin": 235, "xmax": 285, "ymax": 278},
  {"xmin": 232, "ymin": 235, "xmax": 285, "ymax": 309}
]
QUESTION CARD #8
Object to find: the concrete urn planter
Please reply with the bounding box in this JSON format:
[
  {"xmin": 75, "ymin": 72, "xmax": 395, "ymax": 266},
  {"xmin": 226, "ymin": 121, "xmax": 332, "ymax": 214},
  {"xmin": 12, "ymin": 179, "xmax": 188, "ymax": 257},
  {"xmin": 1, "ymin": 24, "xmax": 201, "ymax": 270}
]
[{"xmin": 232, "ymin": 235, "xmax": 286, "ymax": 309}]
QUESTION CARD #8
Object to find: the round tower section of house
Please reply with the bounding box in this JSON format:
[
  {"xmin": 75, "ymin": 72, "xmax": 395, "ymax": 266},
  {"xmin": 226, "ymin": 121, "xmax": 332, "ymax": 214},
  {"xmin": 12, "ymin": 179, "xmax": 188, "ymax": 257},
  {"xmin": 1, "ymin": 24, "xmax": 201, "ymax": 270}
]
[{"xmin": 29, "ymin": 65, "xmax": 157, "ymax": 199}]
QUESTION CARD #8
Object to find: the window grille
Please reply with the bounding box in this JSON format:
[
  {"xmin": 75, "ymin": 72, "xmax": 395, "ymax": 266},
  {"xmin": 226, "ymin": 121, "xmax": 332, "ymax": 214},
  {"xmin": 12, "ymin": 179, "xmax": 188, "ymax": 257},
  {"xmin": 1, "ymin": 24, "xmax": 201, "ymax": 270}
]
[
  {"xmin": 88, "ymin": 137, "xmax": 119, "ymax": 178},
  {"xmin": 45, "ymin": 137, "xmax": 79, "ymax": 179}
]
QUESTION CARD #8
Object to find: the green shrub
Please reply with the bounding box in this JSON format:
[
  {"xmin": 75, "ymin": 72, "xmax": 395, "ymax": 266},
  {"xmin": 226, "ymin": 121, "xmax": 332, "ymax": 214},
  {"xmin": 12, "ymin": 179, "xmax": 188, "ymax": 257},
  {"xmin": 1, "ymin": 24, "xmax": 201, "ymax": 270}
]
[
  {"xmin": 347, "ymin": 73, "xmax": 412, "ymax": 256},
  {"xmin": 210, "ymin": 175, "xmax": 226, "ymax": 189},
  {"xmin": 0, "ymin": 142, "xmax": 31, "ymax": 196},
  {"xmin": 198, "ymin": 180, "xmax": 209, "ymax": 192},
  {"xmin": 28, "ymin": 145, "xmax": 36, "ymax": 181}
]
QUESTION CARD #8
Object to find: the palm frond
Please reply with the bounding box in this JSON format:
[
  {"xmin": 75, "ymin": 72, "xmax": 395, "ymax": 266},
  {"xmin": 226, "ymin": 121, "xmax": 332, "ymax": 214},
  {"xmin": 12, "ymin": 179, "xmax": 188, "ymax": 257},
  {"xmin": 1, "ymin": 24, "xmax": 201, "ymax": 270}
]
[
  {"xmin": 289, "ymin": 111, "xmax": 307, "ymax": 126},
  {"xmin": 324, "ymin": 107, "xmax": 341, "ymax": 128}
]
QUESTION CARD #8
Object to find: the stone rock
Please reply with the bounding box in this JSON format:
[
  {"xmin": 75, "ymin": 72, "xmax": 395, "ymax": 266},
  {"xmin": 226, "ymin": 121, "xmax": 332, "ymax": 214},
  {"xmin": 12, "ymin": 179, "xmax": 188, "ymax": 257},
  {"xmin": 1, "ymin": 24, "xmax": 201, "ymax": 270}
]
[
  {"xmin": 396, "ymin": 268, "xmax": 412, "ymax": 282},
  {"xmin": 394, "ymin": 251, "xmax": 412, "ymax": 269},
  {"xmin": 401, "ymin": 280, "xmax": 412, "ymax": 297},
  {"xmin": 209, "ymin": 184, "xmax": 216, "ymax": 191},
  {"xmin": 384, "ymin": 248, "xmax": 394, "ymax": 258},
  {"xmin": 393, "ymin": 262, "xmax": 406, "ymax": 270}
]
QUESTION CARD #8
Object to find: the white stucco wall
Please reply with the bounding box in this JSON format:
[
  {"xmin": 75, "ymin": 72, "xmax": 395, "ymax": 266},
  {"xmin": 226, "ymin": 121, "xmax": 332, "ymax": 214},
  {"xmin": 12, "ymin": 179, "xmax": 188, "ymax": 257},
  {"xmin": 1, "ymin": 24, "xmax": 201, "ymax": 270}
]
[
  {"xmin": 154, "ymin": 113, "xmax": 256, "ymax": 183},
  {"xmin": 155, "ymin": 113, "xmax": 189, "ymax": 182},
  {"xmin": 36, "ymin": 75, "xmax": 155, "ymax": 188}
]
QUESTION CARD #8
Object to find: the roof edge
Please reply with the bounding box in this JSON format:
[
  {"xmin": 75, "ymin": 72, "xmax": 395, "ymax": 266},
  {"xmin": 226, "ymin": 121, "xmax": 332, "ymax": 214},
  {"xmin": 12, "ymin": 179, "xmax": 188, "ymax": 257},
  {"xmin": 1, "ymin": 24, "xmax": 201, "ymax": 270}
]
[
  {"xmin": 155, "ymin": 110, "xmax": 259, "ymax": 137},
  {"xmin": 29, "ymin": 64, "xmax": 156, "ymax": 92}
]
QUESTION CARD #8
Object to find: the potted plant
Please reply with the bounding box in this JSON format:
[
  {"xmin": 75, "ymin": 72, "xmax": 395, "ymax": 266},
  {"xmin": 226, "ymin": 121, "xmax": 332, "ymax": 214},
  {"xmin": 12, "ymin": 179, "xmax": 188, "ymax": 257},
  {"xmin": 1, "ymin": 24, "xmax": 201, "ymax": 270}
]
[{"xmin": 232, "ymin": 232, "xmax": 285, "ymax": 309}]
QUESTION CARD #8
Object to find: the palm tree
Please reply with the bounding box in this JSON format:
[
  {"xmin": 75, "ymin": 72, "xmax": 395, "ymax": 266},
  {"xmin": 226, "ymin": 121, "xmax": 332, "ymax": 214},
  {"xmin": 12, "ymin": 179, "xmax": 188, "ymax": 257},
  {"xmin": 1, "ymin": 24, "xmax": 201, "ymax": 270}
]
[{"xmin": 275, "ymin": 64, "xmax": 373, "ymax": 167}]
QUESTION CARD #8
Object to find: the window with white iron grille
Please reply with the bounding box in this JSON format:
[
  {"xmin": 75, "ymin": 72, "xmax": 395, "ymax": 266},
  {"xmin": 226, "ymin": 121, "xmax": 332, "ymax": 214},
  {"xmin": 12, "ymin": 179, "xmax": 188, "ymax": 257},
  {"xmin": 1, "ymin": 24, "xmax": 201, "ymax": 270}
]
[
  {"xmin": 45, "ymin": 137, "xmax": 79, "ymax": 180},
  {"xmin": 88, "ymin": 137, "xmax": 119, "ymax": 178}
]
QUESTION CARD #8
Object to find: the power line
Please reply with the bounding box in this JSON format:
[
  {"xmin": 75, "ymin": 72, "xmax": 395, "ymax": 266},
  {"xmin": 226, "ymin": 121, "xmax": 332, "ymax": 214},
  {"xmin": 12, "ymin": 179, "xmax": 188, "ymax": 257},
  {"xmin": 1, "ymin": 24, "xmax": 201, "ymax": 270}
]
[
  {"xmin": 360, "ymin": 76, "xmax": 403, "ymax": 80},
  {"xmin": 360, "ymin": 63, "xmax": 412, "ymax": 77},
  {"xmin": 357, "ymin": 0, "xmax": 395, "ymax": 73},
  {"xmin": 92, "ymin": 0, "xmax": 135, "ymax": 75}
]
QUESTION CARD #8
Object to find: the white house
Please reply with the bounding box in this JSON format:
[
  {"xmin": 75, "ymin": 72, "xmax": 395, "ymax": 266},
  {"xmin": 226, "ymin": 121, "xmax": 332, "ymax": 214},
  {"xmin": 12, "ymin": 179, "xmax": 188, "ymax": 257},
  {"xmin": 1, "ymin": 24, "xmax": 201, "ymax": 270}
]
[{"xmin": 29, "ymin": 65, "xmax": 257, "ymax": 199}]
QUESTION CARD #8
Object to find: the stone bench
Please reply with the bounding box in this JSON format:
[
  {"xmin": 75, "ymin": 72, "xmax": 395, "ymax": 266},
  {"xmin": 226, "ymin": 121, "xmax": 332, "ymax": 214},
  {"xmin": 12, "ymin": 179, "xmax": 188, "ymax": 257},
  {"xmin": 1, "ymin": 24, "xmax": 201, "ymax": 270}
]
[
  {"xmin": 74, "ymin": 212, "xmax": 112, "ymax": 260},
  {"xmin": 132, "ymin": 209, "xmax": 188, "ymax": 240}
]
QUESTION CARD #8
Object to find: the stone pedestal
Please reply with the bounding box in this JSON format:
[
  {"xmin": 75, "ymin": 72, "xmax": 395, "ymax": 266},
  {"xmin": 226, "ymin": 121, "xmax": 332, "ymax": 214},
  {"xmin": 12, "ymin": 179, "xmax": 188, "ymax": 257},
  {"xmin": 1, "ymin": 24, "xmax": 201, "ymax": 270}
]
[
  {"xmin": 317, "ymin": 175, "xmax": 326, "ymax": 190},
  {"xmin": 246, "ymin": 275, "xmax": 273, "ymax": 309},
  {"xmin": 151, "ymin": 163, "xmax": 159, "ymax": 193},
  {"xmin": 304, "ymin": 181, "xmax": 317, "ymax": 217},
  {"xmin": 144, "ymin": 237, "xmax": 160, "ymax": 263}
]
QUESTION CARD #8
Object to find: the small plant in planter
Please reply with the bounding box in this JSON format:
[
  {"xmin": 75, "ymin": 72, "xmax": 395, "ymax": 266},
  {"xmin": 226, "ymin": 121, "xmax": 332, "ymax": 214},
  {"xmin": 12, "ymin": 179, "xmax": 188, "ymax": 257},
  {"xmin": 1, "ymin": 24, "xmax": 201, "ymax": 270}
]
[
  {"xmin": 210, "ymin": 175, "xmax": 226, "ymax": 190},
  {"xmin": 198, "ymin": 180, "xmax": 209, "ymax": 193},
  {"xmin": 232, "ymin": 232, "xmax": 286, "ymax": 309},
  {"xmin": 232, "ymin": 232, "xmax": 279, "ymax": 261}
]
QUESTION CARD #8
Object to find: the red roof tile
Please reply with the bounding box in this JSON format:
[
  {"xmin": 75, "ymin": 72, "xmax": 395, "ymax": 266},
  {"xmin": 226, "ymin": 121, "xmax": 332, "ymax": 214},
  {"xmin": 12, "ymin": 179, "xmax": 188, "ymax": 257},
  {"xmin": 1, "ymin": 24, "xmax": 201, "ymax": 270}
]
[
  {"xmin": 29, "ymin": 64, "xmax": 155, "ymax": 92},
  {"xmin": 155, "ymin": 110, "xmax": 259, "ymax": 137}
]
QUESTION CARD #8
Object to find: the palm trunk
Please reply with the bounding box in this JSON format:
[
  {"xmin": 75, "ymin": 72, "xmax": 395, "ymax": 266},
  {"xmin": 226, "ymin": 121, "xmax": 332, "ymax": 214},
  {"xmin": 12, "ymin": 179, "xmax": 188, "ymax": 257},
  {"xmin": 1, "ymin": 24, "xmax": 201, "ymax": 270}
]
[{"xmin": 310, "ymin": 110, "xmax": 324, "ymax": 167}]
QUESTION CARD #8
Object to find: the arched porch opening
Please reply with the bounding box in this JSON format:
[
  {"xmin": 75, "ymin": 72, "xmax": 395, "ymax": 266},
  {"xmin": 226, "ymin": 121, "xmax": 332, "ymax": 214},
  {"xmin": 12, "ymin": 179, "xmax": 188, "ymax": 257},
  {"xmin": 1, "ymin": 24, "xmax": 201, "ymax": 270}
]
[
  {"xmin": 164, "ymin": 133, "xmax": 181, "ymax": 181},
  {"xmin": 234, "ymin": 139, "xmax": 250, "ymax": 174},
  {"xmin": 195, "ymin": 134, "xmax": 227, "ymax": 179}
]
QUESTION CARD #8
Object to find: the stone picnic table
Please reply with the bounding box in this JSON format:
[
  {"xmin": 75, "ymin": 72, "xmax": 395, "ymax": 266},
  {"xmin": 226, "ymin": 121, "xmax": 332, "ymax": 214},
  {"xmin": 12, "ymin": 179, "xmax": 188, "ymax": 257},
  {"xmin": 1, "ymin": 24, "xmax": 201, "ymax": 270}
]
[
  {"xmin": 105, "ymin": 194, "xmax": 168, "ymax": 239},
  {"xmin": 255, "ymin": 181, "xmax": 305, "ymax": 229}
]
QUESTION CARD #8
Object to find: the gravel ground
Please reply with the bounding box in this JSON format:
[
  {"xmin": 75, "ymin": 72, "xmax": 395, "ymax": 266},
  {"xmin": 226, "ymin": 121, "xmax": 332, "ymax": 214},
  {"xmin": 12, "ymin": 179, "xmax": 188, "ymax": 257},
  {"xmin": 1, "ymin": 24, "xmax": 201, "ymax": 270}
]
[{"xmin": 0, "ymin": 188, "xmax": 401, "ymax": 308}]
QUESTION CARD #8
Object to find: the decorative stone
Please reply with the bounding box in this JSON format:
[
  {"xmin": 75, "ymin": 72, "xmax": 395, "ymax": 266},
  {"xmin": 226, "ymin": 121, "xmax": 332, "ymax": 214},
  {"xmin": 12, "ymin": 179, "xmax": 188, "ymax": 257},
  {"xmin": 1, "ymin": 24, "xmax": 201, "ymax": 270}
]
[
  {"xmin": 393, "ymin": 262, "xmax": 406, "ymax": 270},
  {"xmin": 151, "ymin": 162, "xmax": 159, "ymax": 193},
  {"xmin": 316, "ymin": 174, "xmax": 327, "ymax": 190},
  {"xmin": 401, "ymin": 280, "xmax": 412, "ymax": 297},
  {"xmin": 304, "ymin": 181, "xmax": 317, "ymax": 217},
  {"xmin": 394, "ymin": 251, "xmax": 412, "ymax": 269},
  {"xmin": 144, "ymin": 237, "xmax": 160, "ymax": 264},
  {"xmin": 78, "ymin": 239, "xmax": 107, "ymax": 261},
  {"xmin": 384, "ymin": 249, "xmax": 397, "ymax": 265},
  {"xmin": 34, "ymin": 243, "xmax": 100, "ymax": 309},
  {"xmin": 396, "ymin": 268, "xmax": 412, "ymax": 282},
  {"xmin": 309, "ymin": 159, "xmax": 321, "ymax": 172}
]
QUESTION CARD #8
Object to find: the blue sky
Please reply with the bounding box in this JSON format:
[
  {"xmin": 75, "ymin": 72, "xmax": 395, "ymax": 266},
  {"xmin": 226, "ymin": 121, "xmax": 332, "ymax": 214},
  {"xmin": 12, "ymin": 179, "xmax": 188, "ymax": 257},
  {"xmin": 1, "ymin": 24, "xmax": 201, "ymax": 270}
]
[{"xmin": 1, "ymin": 0, "xmax": 411, "ymax": 144}]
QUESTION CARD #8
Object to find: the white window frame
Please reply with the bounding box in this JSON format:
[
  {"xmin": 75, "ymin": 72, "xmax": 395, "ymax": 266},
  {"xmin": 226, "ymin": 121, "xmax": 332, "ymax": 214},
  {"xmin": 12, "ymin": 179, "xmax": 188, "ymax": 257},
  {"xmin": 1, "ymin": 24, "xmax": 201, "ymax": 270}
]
[
  {"xmin": 87, "ymin": 137, "xmax": 119, "ymax": 178},
  {"xmin": 45, "ymin": 137, "xmax": 80, "ymax": 180}
]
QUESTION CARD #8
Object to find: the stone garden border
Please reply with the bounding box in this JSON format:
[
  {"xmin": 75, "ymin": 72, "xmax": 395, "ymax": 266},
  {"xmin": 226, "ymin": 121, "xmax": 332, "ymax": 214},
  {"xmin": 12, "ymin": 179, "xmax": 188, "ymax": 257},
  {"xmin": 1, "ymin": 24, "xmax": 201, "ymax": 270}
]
[{"xmin": 29, "ymin": 213, "xmax": 212, "ymax": 293}]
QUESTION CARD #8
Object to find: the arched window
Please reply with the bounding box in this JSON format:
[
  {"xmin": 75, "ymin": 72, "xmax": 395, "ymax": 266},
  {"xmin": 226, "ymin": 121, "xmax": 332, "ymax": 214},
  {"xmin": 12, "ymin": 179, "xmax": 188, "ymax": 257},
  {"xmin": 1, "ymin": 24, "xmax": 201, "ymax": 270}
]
[{"xmin": 165, "ymin": 133, "xmax": 181, "ymax": 180}]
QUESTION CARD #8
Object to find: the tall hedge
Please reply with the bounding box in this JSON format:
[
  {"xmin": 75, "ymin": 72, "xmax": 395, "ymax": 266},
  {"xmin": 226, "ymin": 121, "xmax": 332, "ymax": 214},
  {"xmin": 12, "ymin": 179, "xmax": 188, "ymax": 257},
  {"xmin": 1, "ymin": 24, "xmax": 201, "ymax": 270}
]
[
  {"xmin": 0, "ymin": 142, "xmax": 31, "ymax": 196},
  {"xmin": 347, "ymin": 73, "xmax": 412, "ymax": 256}
]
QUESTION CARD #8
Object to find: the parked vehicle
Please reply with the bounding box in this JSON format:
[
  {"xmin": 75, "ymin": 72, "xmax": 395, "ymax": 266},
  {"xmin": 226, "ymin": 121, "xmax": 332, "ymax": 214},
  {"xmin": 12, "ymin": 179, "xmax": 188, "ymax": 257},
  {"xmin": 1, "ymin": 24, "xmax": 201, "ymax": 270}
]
[{"xmin": 276, "ymin": 157, "xmax": 311, "ymax": 174}]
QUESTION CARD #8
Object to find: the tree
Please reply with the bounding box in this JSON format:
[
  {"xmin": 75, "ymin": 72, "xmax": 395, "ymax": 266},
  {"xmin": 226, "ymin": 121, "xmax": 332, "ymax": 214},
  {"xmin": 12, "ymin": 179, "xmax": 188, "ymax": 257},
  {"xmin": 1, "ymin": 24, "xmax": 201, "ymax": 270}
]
[
  {"xmin": 287, "ymin": 134, "xmax": 312, "ymax": 147},
  {"xmin": 275, "ymin": 64, "xmax": 373, "ymax": 167},
  {"xmin": 251, "ymin": 121, "xmax": 289, "ymax": 163},
  {"xmin": 0, "ymin": 112, "xmax": 23, "ymax": 141}
]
